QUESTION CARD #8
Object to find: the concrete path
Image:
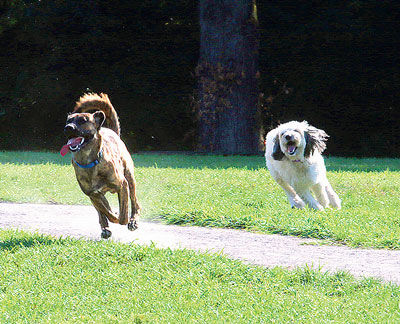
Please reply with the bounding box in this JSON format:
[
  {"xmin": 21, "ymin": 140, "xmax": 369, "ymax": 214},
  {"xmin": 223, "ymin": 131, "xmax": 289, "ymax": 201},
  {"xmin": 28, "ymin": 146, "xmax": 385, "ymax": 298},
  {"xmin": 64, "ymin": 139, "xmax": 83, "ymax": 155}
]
[{"xmin": 0, "ymin": 202, "xmax": 399, "ymax": 285}]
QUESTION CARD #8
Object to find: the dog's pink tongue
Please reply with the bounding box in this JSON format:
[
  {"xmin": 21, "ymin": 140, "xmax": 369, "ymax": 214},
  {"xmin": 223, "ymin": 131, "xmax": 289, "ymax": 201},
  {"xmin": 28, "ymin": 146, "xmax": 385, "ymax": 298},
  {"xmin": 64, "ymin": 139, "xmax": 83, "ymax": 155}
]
[
  {"xmin": 60, "ymin": 144, "xmax": 70, "ymax": 156},
  {"xmin": 288, "ymin": 145, "xmax": 296, "ymax": 153},
  {"xmin": 60, "ymin": 137, "xmax": 82, "ymax": 157}
]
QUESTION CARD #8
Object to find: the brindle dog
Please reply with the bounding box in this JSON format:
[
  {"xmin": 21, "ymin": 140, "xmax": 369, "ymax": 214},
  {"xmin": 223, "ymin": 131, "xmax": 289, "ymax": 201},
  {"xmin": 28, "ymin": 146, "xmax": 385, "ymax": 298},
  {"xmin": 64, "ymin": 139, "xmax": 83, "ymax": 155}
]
[{"xmin": 61, "ymin": 93, "xmax": 139, "ymax": 239}]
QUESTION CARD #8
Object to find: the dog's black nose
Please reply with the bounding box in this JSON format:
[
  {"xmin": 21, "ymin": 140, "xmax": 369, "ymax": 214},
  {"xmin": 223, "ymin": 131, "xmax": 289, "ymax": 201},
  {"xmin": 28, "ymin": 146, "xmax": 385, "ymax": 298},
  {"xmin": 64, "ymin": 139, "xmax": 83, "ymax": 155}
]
[
  {"xmin": 285, "ymin": 134, "xmax": 293, "ymax": 141},
  {"xmin": 64, "ymin": 124, "xmax": 76, "ymax": 136}
]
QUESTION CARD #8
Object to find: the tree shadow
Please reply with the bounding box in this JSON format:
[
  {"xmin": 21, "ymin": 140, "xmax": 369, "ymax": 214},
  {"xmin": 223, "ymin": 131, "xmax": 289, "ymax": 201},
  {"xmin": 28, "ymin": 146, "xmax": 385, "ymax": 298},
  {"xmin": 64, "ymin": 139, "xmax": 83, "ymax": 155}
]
[
  {"xmin": 135, "ymin": 154, "xmax": 400, "ymax": 172},
  {"xmin": 0, "ymin": 151, "xmax": 70, "ymax": 166},
  {"xmin": 1, "ymin": 151, "xmax": 399, "ymax": 171},
  {"xmin": 324, "ymin": 157, "xmax": 400, "ymax": 172},
  {"xmin": 0, "ymin": 150, "xmax": 267, "ymax": 169},
  {"xmin": 134, "ymin": 152, "xmax": 266, "ymax": 170}
]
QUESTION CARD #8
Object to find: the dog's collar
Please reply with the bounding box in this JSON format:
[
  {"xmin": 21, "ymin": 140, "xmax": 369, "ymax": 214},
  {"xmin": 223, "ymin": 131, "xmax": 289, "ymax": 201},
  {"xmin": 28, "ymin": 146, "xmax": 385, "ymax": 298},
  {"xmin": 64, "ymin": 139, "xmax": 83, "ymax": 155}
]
[{"xmin": 73, "ymin": 149, "xmax": 103, "ymax": 169}]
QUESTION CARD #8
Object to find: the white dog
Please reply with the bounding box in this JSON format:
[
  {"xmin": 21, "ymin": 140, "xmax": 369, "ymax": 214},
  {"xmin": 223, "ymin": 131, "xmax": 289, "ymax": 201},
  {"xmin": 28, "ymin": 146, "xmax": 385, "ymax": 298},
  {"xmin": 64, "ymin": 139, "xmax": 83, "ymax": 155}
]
[{"xmin": 265, "ymin": 121, "xmax": 341, "ymax": 210}]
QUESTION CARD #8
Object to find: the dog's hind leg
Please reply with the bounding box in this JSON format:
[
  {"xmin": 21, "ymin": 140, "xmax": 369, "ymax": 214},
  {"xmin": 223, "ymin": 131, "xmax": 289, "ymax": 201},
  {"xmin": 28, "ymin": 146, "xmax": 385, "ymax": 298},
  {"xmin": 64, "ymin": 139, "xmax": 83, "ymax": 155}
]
[
  {"xmin": 125, "ymin": 169, "xmax": 140, "ymax": 231},
  {"xmin": 117, "ymin": 179, "xmax": 129, "ymax": 225},
  {"xmin": 326, "ymin": 182, "xmax": 341, "ymax": 209},
  {"xmin": 312, "ymin": 183, "xmax": 329, "ymax": 208}
]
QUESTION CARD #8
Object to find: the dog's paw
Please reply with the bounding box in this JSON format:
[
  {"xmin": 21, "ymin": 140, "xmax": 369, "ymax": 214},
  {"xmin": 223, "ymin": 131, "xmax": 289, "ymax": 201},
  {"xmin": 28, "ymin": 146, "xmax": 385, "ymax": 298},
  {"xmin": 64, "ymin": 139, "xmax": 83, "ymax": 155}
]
[
  {"xmin": 101, "ymin": 229, "xmax": 112, "ymax": 239},
  {"xmin": 330, "ymin": 198, "xmax": 341, "ymax": 210},
  {"xmin": 127, "ymin": 220, "xmax": 138, "ymax": 231},
  {"xmin": 292, "ymin": 197, "xmax": 306, "ymax": 209}
]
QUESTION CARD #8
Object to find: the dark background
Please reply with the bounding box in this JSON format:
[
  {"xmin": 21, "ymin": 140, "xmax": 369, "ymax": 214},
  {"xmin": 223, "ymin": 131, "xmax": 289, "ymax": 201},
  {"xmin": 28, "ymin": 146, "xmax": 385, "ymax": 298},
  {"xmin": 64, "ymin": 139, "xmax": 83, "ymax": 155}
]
[{"xmin": 1, "ymin": 0, "xmax": 399, "ymax": 156}]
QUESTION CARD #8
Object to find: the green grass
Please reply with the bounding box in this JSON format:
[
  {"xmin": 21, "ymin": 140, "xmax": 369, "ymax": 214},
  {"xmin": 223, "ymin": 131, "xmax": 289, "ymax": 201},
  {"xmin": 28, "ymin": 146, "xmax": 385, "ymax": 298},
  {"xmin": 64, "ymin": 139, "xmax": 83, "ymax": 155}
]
[
  {"xmin": 0, "ymin": 229, "xmax": 399, "ymax": 322},
  {"xmin": 1, "ymin": 151, "xmax": 400, "ymax": 249}
]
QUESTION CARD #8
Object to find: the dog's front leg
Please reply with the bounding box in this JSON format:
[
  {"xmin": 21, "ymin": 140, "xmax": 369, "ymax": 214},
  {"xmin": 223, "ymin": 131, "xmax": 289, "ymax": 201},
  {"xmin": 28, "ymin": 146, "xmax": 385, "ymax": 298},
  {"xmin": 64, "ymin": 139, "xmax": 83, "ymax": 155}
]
[
  {"xmin": 89, "ymin": 193, "xmax": 120, "ymax": 224},
  {"xmin": 117, "ymin": 179, "xmax": 129, "ymax": 225},
  {"xmin": 89, "ymin": 193, "xmax": 119, "ymax": 239},
  {"xmin": 300, "ymin": 191, "xmax": 324, "ymax": 210},
  {"xmin": 95, "ymin": 210, "xmax": 111, "ymax": 239},
  {"xmin": 275, "ymin": 178, "xmax": 306, "ymax": 209}
]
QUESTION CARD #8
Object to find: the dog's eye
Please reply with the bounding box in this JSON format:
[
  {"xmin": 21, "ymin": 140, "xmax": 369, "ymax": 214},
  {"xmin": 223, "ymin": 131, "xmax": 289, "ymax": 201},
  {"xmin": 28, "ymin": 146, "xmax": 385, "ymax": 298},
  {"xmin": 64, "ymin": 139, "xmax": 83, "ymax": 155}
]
[{"xmin": 76, "ymin": 117, "xmax": 86, "ymax": 125}]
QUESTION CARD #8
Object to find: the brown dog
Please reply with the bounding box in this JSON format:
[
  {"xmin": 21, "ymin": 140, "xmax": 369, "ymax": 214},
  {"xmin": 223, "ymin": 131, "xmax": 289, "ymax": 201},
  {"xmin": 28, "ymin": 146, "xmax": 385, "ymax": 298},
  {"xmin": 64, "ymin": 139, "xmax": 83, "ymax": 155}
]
[{"xmin": 61, "ymin": 93, "xmax": 140, "ymax": 239}]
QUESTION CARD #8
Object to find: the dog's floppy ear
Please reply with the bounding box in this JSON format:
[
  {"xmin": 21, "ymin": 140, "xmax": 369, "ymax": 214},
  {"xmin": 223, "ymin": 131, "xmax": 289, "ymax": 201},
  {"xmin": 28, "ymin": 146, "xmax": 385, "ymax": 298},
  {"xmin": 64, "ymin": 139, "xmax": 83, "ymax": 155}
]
[
  {"xmin": 93, "ymin": 111, "xmax": 105, "ymax": 130},
  {"xmin": 304, "ymin": 125, "xmax": 329, "ymax": 158},
  {"xmin": 272, "ymin": 134, "xmax": 285, "ymax": 160}
]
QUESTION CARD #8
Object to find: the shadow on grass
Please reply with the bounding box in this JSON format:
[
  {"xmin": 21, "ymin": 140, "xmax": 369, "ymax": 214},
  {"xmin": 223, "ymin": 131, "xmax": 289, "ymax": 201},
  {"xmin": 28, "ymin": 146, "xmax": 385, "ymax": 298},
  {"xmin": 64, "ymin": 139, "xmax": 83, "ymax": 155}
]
[
  {"xmin": 324, "ymin": 157, "xmax": 400, "ymax": 172},
  {"xmin": 1, "ymin": 151, "xmax": 399, "ymax": 171},
  {"xmin": 0, "ymin": 151, "xmax": 70, "ymax": 166},
  {"xmin": 0, "ymin": 232, "xmax": 65, "ymax": 252},
  {"xmin": 0, "ymin": 151, "xmax": 266, "ymax": 169},
  {"xmin": 137, "ymin": 155, "xmax": 400, "ymax": 172}
]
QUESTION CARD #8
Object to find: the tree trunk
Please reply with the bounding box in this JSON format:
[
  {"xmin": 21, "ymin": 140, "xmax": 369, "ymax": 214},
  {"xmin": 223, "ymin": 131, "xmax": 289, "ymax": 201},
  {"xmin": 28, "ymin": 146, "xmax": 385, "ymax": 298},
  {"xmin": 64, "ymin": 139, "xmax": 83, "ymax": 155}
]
[{"xmin": 197, "ymin": 0, "xmax": 260, "ymax": 154}]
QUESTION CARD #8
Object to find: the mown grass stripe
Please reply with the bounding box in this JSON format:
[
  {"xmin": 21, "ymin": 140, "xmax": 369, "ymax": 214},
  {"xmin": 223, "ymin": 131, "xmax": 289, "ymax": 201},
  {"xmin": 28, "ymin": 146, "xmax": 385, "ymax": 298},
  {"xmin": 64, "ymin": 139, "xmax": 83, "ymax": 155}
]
[{"xmin": 1, "ymin": 152, "xmax": 399, "ymax": 249}]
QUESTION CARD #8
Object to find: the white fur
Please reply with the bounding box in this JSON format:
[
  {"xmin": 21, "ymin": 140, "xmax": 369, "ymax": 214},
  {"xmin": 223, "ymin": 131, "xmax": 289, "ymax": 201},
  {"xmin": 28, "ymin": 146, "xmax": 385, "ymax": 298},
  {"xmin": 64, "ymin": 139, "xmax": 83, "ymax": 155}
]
[{"xmin": 265, "ymin": 121, "xmax": 341, "ymax": 210}]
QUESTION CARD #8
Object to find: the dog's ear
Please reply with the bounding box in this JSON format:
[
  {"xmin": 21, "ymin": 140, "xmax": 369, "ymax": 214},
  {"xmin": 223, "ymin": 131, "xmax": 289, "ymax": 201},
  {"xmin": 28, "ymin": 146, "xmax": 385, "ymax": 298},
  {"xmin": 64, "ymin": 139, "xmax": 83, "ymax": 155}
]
[
  {"xmin": 272, "ymin": 134, "xmax": 285, "ymax": 160},
  {"xmin": 304, "ymin": 125, "xmax": 329, "ymax": 158},
  {"xmin": 93, "ymin": 111, "xmax": 105, "ymax": 130}
]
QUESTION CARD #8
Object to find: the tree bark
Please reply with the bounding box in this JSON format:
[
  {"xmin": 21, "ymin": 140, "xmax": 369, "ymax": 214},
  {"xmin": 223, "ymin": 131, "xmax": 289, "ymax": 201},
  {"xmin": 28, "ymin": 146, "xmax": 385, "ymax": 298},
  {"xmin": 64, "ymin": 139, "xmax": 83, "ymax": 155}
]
[{"xmin": 197, "ymin": 0, "xmax": 260, "ymax": 154}]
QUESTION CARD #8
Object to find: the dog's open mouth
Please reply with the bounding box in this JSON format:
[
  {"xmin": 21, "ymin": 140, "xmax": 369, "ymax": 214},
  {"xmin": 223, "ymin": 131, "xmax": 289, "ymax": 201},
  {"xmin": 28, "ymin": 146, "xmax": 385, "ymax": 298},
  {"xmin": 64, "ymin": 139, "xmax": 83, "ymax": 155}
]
[
  {"xmin": 68, "ymin": 137, "xmax": 85, "ymax": 151},
  {"xmin": 60, "ymin": 137, "xmax": 85, "ymax": 156},
  {"xmin": 287, "ymin": 142, "xmax": 297, "ymax": 155}
]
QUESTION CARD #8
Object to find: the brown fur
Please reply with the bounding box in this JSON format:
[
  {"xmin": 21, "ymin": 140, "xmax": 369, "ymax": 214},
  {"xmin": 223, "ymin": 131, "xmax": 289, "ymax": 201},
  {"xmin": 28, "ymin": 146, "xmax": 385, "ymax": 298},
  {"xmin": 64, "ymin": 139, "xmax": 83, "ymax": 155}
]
[
  {"xmin": 64, "ymin": 93, "xmax": 139, "ymax": 239},
  {"xmin": 73, "ymin": 93, "xmax": 121, "ymax": 136}
]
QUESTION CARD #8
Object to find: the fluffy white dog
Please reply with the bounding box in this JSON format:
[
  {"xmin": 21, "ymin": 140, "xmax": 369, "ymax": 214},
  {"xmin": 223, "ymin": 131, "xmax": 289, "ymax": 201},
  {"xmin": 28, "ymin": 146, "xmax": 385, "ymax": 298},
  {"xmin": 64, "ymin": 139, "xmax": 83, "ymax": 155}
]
[{"xmin": 265, "ymin": 121, "xmax": 341, "ymax": 210}]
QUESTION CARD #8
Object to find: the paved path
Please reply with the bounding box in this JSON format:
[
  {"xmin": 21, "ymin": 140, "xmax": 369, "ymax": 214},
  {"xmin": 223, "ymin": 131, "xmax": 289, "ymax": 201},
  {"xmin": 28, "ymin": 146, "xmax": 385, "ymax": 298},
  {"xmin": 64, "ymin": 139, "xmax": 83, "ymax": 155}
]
[{"xmin": 0, "ymin": 202, "xmax": 399, "ymax": 285}]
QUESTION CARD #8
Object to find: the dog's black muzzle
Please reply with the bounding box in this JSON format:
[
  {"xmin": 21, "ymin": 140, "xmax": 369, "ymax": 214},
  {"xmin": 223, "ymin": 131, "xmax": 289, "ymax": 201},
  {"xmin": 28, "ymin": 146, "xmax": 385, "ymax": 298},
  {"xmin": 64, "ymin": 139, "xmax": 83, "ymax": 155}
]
[{"xmin": 64, "ymin": 123, "xmax": 79, "ymax": 138}]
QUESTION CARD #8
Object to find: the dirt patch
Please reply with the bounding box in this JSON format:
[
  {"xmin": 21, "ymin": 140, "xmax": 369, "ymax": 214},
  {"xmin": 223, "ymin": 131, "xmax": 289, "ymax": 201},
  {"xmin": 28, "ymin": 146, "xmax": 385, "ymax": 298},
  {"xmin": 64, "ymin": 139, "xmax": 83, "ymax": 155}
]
[{"xmin": 0, "ymin": 202, "xmax": 399, "ymax": 285}]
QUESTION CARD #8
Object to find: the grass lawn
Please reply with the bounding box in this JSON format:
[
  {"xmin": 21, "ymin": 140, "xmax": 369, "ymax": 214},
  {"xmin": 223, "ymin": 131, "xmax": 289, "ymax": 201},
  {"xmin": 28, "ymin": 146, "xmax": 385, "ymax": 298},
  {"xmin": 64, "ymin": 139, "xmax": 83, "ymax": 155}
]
[
  {"xmin": 0, "ymin": 151, "xmax": 399, "ymax": 249},
  {"xmin": 0, "ymin": 229, "xmax": 399, "ymax": 322}
]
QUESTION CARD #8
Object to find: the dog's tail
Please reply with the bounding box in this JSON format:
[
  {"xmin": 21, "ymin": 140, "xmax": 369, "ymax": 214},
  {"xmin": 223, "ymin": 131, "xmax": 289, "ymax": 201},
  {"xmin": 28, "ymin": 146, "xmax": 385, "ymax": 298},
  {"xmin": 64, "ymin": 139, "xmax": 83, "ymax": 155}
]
[{"xmin": 73, "ymin": 93, "xmax": 120, "ymax": 136}]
